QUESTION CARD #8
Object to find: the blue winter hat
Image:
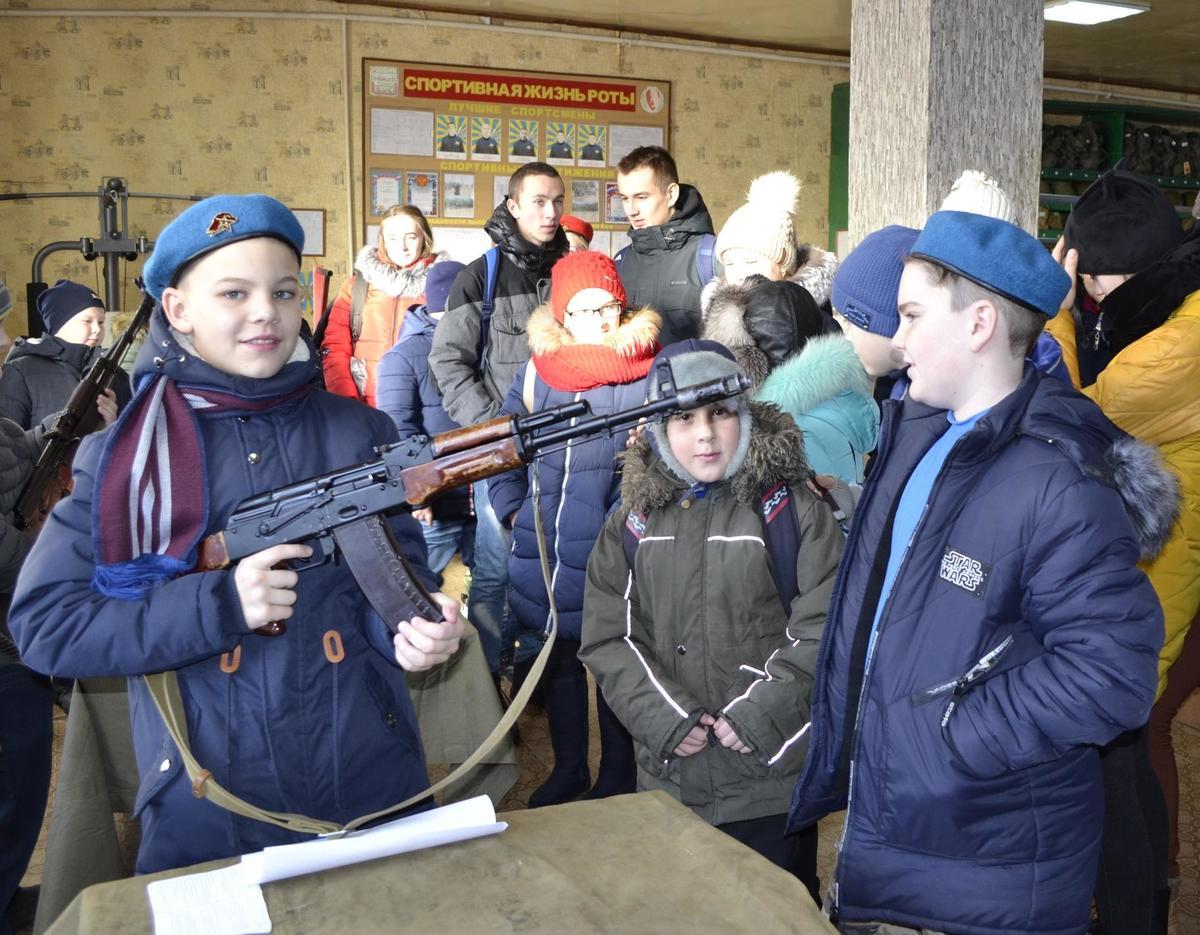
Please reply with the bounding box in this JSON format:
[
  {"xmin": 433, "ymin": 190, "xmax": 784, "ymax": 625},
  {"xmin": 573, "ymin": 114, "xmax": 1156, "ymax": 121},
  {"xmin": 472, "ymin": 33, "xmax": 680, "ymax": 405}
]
[
  {"xmin": 644, "ymin": 339, "xmax": 752, "ymax": 485},
  {"xmin": 37, "ymin": 279, "xmax": 104, "ymax": 336},
  {"xmin": 143, "ymin": 194, "xmax": 305, "ymax": 301},
  {"xmin": 910, "ymin": 211, "xmax": 1070, "ymax": 318},
  {"xmin": 831, "ymin": 225, "xmax": 921, "ymax": 338},
  {"xmin": 424, "ymin": 261, "xmax": 465, "ymax": 315}
]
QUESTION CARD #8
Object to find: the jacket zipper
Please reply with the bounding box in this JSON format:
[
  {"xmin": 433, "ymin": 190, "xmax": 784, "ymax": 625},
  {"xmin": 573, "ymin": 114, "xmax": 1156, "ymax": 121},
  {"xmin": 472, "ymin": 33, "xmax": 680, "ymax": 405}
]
[
  {"xmin": 831, "ymin": 428, "xmax": 975, "ymax": 921},
  {"xmin": 542, "ymin": 390, "xmax": 581, "ymax": 636}
]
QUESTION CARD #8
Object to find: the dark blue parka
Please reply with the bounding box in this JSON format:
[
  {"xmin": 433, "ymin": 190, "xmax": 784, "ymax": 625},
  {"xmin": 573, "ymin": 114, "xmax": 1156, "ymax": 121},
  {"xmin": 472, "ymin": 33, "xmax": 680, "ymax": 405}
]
[
  {"xmin": 788, "ymin": 367, "xmax": 1170, "ymax": 935},
  {"xmin": 376, "ymin": 306, "xmax": 469, "ymax": 521},
  {"xmin": 9, "ymin": 312, "xmax": 435, "ymax": 874},
  {"xmin": 488, "ymin": 304, "xmax": 659, "ymax": 641}
]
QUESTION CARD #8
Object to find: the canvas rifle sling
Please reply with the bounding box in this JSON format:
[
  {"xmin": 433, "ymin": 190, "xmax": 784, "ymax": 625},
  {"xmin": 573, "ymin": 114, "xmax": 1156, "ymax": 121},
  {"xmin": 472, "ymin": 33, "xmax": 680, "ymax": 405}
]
[{"xmin": 145, "ymin": 505, "xmax": 560, "ymax": 836}]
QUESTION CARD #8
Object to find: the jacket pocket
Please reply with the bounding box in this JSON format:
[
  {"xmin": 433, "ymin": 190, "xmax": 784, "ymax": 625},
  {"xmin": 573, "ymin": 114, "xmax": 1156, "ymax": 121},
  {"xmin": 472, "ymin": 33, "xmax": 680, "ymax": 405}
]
[
  {"xmin": 360, "ymin": 660, "xmax": 421, "ymax": 758},
  {"xmin": 878, "ymin": 694, "xmax": 1037, "ymax": 860},
  {"xmin": 133, "ymin": 735, "xmax": 184, "ymax": 818}
]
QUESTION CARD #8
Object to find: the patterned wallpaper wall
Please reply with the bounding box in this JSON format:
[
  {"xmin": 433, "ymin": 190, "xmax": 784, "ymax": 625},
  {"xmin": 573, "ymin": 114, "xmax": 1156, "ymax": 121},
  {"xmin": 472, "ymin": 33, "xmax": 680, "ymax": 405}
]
[{"xmin": 0, "ymin": 0, "xmax": 843, "ymax": 334}]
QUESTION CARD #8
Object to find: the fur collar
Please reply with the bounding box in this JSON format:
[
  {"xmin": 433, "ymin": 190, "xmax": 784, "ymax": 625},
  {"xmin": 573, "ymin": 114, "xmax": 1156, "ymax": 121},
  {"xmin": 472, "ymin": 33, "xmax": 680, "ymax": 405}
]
[
  {"xmin": 354, "ymin": 245, "xmax": 446, "ymax": 297},
  {"xmin": 1100, "ymin": 434, "xmax": 1180, "ymax": 563},
  {"xmin": 526, "ymin": 304, "xmax": 660, "ymax": 358},
  {"xmin": 758, "ymin": 333, "xmax": 872, "ymax": 414},
  {"xmin": 620, "ymin": 401, "xmax": 811, "ymax": 514}
]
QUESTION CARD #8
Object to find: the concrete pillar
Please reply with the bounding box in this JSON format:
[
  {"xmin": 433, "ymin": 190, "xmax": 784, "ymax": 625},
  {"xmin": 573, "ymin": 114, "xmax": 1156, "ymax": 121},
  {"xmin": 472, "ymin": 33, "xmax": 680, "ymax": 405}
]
[{"xmin": 848, "ymin": 0, "xmax": 1043, "ymax": 244}]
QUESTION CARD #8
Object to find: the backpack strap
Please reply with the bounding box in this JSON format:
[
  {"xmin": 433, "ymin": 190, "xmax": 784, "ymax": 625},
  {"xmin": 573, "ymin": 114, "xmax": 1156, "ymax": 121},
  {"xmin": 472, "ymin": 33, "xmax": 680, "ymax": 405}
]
[
  {"xmin": 695, "ymin": 233, "xmax": 717, "ymax": 286},
  {"xmin": 349, "ymin": 274, "xmax": 369, "ymax": 347},
  {"xmin": 621, "ymin": 508, "xmax": 650, "ymax": 574},
  {"xmin": 758, "ymin": 482, "xmax": 802, "ymax": 614},
  {"xmin": 614, "ymin": 245, "xmax": 630, "ymax": 275},
  {"xmin": 522, "ymin": 361, "xmax": 538, "ymax": 413},
  {"xmin": 476, "ymin": 246, "xmax": 501, "ymax": 364}
]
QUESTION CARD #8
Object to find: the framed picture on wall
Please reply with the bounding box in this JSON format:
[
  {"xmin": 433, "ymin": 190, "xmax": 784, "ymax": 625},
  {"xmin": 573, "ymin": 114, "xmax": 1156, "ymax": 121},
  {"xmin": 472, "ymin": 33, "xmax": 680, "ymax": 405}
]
[{"xmin": 291, "ymin": 209, "xmax": 326, "ymax": 256}]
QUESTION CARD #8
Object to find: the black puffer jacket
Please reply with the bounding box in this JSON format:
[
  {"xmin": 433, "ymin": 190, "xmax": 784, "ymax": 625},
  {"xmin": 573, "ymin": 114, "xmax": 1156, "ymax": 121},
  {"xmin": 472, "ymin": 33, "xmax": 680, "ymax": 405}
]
[
  {"xmin": 0, "ymin": 335, "xmax": 133, "ymax": 429},
  {"xmin": 616, "ymin": 185, "xmax": 717, "ymax": 345},
  {"xmin": 429, "ymin": 203, "xmax": 569, "ymax": 426}
]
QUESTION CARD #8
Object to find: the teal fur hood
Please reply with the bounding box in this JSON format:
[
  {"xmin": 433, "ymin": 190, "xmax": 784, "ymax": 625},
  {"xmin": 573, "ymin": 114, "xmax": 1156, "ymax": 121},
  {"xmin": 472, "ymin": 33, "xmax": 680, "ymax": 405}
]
[{"xmin": 757, "ymin": 333, "xmax": 879, "ymax": 483}]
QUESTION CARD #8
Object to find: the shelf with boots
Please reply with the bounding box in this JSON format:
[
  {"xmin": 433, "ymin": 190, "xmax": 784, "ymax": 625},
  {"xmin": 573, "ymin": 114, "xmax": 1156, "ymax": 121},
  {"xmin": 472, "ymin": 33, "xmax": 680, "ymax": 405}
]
[{"xmin": 1039, "ymin": 99, "xmax": 1200, "ymax": 242}]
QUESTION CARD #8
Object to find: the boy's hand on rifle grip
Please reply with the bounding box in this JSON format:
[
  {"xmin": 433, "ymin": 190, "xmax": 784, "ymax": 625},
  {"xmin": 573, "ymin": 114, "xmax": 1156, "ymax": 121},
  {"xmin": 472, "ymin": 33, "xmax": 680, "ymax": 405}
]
[
  {"xmin": 234, "ymin": 543, "xmax": 312, "ymax": 631},
  {"xmin": 95, "ymin": 389, "xmax": 118, "ymax": 428},
  {"xmin": 393, "ymin": 593, "xmax": 464, "ymax": 672}
]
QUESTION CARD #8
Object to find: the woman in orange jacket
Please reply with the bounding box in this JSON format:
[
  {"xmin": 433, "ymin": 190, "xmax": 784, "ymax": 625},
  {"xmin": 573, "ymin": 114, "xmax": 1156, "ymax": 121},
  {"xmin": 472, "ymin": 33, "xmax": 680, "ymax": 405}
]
[{"xmin": 322, "ymin": 205, "xmax": 444, "ymax": 406}]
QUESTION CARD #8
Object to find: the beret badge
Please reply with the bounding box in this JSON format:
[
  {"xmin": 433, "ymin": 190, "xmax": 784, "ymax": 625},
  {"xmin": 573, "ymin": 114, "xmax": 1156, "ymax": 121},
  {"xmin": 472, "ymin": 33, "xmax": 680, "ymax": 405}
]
[{"xmin": 206, "ymin": 211, "xmax": 238, "ymax": 237}]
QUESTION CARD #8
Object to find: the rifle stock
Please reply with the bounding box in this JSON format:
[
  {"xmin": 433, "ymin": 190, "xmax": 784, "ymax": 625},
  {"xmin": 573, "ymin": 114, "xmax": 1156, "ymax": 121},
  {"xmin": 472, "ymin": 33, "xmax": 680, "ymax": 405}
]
[{"xmin": 15, "ymin": 285, "xmax": 155, "ymax": 533}]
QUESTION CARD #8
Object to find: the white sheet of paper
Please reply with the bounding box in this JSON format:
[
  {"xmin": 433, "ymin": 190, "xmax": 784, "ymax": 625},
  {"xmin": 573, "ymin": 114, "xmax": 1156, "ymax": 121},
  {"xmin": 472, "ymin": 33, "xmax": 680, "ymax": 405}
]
[
  {"xmin": 609, "ymin": 124, "xmax": 665, "ymax": 166},
  {"xmin": 433, "ymin": 227, "xmax": 495, "ymax": 264},
  {"xmin": 147, "ymin": 864, "xmax": 271, "ymax": 935},
  {"xmin": 371, "ymin": 108, "xmax": 434, "ymax": 156},
  {"xmin": 241, "ymin": 795, "xmax": 506, "ymax": 885}
]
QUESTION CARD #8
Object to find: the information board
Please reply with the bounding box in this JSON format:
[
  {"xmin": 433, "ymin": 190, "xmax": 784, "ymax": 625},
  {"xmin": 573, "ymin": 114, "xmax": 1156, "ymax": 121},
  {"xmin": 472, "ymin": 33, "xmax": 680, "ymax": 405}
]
[{"xmin": 362, "ymin": 59, "xmax": 670, "ymax": 253}]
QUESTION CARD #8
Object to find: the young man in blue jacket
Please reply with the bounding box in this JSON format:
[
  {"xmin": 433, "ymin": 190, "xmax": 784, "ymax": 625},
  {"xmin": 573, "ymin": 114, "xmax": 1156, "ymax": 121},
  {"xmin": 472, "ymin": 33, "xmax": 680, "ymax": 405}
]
[
  {"xmin": 788, "ymin": 211, "xmax": 1174, "ymax": 935},
  {"xmin": 9, "ymin": 195, "xmax": 464, "ymax": 874}
]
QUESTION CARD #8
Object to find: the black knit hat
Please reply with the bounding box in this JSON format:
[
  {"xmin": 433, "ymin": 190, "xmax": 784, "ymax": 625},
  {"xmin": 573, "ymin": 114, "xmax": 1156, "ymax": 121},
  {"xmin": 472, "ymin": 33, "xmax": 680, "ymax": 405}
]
[{"xmin": 1064, "ymin": 169, "xmax": 1183, "ymax": 275}]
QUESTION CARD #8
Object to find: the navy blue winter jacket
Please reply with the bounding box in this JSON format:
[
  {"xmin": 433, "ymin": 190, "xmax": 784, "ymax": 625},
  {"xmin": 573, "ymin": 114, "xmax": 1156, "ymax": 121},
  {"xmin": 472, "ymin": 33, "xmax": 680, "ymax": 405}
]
[
  {"xmin": 488, "ymin": 304, "xmax": 660, "ymax": 641},
  {"xmin": 10, "ymin": 310, "xmax": 436, "ymax": 874},
  {"xmin": 376, "ymin": 306, "xmax": 469, "ymax": 521},
  {"xmin": 788, "ymin": 366, "xmax": 1171, "ymax": 935}
]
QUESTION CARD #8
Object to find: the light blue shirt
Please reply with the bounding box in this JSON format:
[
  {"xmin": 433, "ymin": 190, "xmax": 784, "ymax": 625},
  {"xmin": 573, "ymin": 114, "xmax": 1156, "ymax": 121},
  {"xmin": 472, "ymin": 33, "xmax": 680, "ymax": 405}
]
[{"xmin": 867, "ymin": 407, "xmax": 990, "ymax": 660}]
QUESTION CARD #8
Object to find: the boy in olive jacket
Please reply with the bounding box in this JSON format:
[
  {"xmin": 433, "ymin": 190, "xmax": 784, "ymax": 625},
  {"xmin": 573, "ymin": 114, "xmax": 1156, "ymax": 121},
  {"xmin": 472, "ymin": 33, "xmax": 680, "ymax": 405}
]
[{"xmin": 580, "ymin": 340, "xmax": 842, "ymax": 898}]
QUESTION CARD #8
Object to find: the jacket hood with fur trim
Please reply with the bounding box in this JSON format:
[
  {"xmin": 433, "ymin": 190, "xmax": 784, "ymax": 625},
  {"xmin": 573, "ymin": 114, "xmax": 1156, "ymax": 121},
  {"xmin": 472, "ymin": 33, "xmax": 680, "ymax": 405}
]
[
  {"xmin": 527, "ymin": 303, "xmax": 660, "ymax": 359},
  {"xmin": 353, "ymin": 244, "xmax": 449, "ymax": 297},
  {"xmin": 620, "ymin": 401, "xmax": 811, "ymax": 515}
]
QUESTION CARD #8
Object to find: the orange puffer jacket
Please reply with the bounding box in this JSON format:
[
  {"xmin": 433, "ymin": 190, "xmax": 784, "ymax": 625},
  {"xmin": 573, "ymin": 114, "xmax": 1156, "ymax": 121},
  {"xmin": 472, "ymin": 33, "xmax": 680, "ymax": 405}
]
[{"xmin": 322, "ymin": 246, "xmax": 441, "ymax": 406}]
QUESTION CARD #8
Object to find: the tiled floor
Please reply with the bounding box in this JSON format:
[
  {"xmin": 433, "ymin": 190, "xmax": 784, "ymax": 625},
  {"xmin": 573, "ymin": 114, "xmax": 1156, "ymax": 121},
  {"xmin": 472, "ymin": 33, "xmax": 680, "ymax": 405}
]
[{"xmin": 18, "ymin": 561, "xmax": 1200, "ymax": 932}]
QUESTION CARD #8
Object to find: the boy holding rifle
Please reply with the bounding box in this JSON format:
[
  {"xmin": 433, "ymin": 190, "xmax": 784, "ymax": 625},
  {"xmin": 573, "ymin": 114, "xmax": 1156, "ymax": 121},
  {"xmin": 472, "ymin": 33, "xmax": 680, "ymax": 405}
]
[{"xmin": 9, "ymin": 194, "xmax": 464, "ymax": 873}]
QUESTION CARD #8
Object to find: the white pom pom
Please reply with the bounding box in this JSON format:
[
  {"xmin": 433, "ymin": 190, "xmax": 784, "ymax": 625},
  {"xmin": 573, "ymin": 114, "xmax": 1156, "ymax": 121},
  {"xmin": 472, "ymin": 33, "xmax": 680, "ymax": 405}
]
[{"xmin": 746, "ymin": 171, "xmax": 801, "ymax": 212}]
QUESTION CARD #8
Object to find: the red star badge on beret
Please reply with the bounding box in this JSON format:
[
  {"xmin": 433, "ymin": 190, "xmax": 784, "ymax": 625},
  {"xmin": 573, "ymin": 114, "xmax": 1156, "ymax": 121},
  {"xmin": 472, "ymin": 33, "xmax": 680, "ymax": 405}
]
[{"xmin": 206, "ymin": 211, "xmax": 237, "ymax": 236}]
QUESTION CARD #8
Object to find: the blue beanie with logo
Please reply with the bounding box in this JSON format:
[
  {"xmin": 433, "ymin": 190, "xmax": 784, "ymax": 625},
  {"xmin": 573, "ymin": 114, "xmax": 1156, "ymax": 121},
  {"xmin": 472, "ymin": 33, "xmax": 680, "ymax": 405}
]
[
  {"xmin": 143, "ymin": 194, "xmax": 305, "ymax": 302},
  {"xmin": 831, "ymin": 225, "xmax": 921, "ymax": 338}
]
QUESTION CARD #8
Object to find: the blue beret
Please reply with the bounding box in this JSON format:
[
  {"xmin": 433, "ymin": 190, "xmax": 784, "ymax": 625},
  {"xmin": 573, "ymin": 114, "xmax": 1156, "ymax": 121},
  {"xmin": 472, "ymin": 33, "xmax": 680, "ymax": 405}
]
[
  {"xmin": 909, "ymin": 211, "xmax": 1070, "ymax": 318},
  {"xmin": 143, "ymin": 194, "xmax": 305, "ymax": 301}
]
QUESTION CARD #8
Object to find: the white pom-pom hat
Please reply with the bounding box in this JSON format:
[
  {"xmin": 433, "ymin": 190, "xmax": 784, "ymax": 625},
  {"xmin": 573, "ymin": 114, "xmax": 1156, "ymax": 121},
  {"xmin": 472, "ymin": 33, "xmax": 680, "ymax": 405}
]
[
  {"xmin": 715, "ymin": 171, "xmax": 803, "ymax": 275},
  {"xmin": 939, "ymin": 170, "xmax": 1017, "ymax": 224}
]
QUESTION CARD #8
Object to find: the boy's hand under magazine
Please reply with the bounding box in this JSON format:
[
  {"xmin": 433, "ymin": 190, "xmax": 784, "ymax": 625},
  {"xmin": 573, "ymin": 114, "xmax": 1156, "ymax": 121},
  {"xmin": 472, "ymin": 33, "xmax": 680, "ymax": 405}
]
[
  {"xmin": 234, "ymin": 543, "xmax": 311, "ymax": 631},
  {"xmin": 674, "ymin": 712, "xmax": 716, "ymax": 757},
  {"xmin": 95, "ymin": 388, "xmax": 118, "ymax": 428},
  {"xmin": 393, "ymin": 592, "xmax": 465, "ymax": 671},
  {"xmin": 713, "ymin": 716, "xmax": 753, "ymax": 754}
]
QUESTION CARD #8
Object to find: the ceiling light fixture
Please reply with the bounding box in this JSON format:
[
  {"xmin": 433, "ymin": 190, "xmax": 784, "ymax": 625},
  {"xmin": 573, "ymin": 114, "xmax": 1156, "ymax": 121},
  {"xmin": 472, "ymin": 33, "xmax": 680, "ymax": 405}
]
[{"xmin": 1044, "ymin": 0, "xmax": 1150, "ymax": 25}]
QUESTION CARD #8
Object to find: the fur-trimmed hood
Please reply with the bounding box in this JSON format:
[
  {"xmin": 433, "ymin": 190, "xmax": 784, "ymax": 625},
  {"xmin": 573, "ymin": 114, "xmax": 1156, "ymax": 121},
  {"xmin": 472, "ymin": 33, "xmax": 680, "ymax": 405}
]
[
  {"xmin": 620, "ymin": 401, "xmax": 811, "ymax": 514},
  {"xmin": 700, "ymin": 272, "xmax": 834, "ymax": 390},
  {"xmin": 759, "ymin": 333, "xmax": 873, "ymax": 415},
  {"xmin": 526, "ymin": 303, "xmax": 660, "ymax": 358},
  {"xmin": 1095, "ymin": 433, "xmax": 1179, "ymax": 563},
  {"xmin": 702, "ymin": 245, "xmax": 837, "ymax": 316},
  {"xmin": 353, "ymin": 245, "xmax": 448, "ymax": 297}
]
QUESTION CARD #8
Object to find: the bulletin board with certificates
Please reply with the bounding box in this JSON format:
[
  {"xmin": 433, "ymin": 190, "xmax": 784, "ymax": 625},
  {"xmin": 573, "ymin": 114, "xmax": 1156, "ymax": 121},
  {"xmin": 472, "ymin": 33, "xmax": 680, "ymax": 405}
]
[{"xmin": 362, "ymin": 59, "xmax": 671, "ymax": 258}]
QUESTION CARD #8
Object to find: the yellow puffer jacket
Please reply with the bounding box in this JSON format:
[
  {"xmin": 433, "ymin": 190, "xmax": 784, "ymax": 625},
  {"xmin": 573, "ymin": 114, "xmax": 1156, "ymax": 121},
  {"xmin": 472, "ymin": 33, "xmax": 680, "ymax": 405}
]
[{"xmin": 1047, "ymin": 289, "xmax": 1200, "ymax": 697}]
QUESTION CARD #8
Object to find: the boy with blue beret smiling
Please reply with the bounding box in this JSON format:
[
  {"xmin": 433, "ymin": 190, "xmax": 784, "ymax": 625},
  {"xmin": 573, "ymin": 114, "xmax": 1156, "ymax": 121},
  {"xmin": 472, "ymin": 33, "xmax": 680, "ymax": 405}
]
[
  {"xmin": 9, "ymin": 194, "xmax": 464, "ymax": 873},
  {"xmin": 787, "ymin": 211, "xmax": 1174, "ymax": 934}
]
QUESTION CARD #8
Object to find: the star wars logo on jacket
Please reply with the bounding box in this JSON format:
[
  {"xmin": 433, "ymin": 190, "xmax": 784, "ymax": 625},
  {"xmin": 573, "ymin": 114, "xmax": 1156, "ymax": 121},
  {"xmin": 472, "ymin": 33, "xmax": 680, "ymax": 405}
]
[{"xmin": 939, "ymin": 547, "xmax": 990, "ymax": 597}]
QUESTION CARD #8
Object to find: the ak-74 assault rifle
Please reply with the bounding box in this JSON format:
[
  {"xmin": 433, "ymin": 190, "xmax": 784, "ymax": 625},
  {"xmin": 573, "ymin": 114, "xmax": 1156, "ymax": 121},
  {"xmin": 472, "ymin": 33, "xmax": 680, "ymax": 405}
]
[
  {"xmin": 15, "ymin": 283, "xmax": 155, "ymax": 534},
  {"xmin": 194, "ymin": 364, "xmax": 752, "ymax": 636}
]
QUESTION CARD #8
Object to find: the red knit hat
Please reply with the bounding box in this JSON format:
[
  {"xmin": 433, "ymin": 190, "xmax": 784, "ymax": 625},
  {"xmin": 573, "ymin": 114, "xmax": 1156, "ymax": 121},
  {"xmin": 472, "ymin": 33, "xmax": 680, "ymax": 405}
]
[
  {"xmin": 560, "ymin": 215, "xmax": 594, "ymax": 244},
  {"xmin": 550, "ymin": 251, "xmax": 627, "ymax": 324}
]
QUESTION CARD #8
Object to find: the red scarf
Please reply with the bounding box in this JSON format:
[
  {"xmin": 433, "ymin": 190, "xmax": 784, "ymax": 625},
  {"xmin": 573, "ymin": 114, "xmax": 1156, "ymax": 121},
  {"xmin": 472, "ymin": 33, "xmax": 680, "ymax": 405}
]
[{"xmin": 531, "ymin": 342, "xmax": 658, "ymax": 391}]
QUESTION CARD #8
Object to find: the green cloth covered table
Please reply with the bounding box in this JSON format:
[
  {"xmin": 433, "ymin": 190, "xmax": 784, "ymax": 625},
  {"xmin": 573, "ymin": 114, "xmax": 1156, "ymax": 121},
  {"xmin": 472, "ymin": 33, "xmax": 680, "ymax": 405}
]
[
  {"xmin": 45, "ymin": 790, "xmax": 834, "ymax": 934},
  {"xmin": 34, "ymin": 626, "xmax": 518, "ymax": 932}
]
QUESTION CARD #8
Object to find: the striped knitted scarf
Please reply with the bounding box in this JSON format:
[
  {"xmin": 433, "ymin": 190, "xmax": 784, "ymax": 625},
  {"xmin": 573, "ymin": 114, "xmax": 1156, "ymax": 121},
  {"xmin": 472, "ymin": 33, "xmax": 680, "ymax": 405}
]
[{"xmin": 91, "ymin": 375, "xmax": 309, "ymax": 599}]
